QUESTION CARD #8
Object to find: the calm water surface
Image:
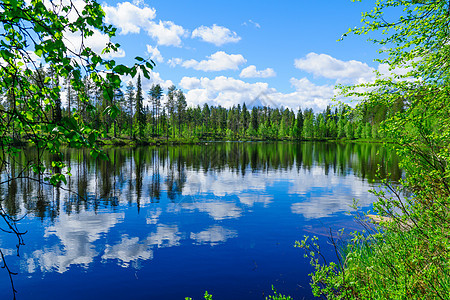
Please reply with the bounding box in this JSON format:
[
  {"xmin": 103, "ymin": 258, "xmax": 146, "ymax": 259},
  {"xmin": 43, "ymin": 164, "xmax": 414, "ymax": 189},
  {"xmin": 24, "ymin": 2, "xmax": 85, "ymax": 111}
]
[{"xmin": 0, "ymin": 142, "xmax": 400, "ymax": 299}]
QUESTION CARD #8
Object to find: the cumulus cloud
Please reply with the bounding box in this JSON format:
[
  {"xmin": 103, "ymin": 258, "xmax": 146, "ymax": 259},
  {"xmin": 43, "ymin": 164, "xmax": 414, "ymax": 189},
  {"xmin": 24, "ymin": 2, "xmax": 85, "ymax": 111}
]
[
  {"xmin": 146, "ymin": 20, "xmax": 186, "ymax": 47},
  {"xmin": 192, "ymin": 24, "xmax": 241, "ymax": 46},
  {"xmin": 168, "ymin": 57, "xmax": 183, "ymax": 68},
  {"xmin": 103, "ymin": 2, "xmax": 156, "ymax": 35},
  {"xmin": 178, "ymin": 75, "xmax": 336, "ymax": 111},
  {"xmin": 294, "ymin": 52, "xmax": 375, "ymax": 84},
  {"xmin": 179, "ymin": 76, "xmax": 272, "ymax": 108},
  {"xmin": 294, "ymin": 53, "xmax": 414, "ymax": 85},
  {"xmin": 179, "ymin": 77, "xmax": 202, "ymax": 89},
  {"xmin": 240, "ymin": 65, "xmax": 276, "ymax": 78},
  {"xmin": 180, "ymin": 51, "xmax": 246, "ymax": 71},
  {"xmin": 64, "ymin": 29, "xmax": 125, "ymax": 59},
  {"xmin": 377, "ymin": 63, "xmax": 413, "ymax": 80},
  {"xmin": 120, "ymin": 70, "xmax": 173, "ymax": 90},
  {"xmin": 146, "ymin": 45, "xmax": 163, "ymax": 63},
  {"xmin": 103, "ymin": 2, "xmax": 186, "ymax": 47}
]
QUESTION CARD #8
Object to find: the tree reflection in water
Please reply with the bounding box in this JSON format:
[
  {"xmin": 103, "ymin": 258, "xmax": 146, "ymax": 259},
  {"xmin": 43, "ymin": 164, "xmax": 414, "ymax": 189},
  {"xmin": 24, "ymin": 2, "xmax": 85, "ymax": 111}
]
[{"xmin": 0, "ymin": 142, "xmax": 401, "ymax": 300}]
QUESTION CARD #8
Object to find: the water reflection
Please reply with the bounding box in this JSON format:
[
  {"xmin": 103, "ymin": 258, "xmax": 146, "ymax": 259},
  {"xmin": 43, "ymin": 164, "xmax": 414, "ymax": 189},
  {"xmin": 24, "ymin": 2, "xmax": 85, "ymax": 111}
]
[
  {"xmin": 191, "ymin": 225, "xmax": 238, "ymax": 246},
  {"xmin": 27, "ymin": 211, "xmax": 125, "ymax": 273},
  {"xmin": 1, "ymin": 142, "xmax": 400, "ymax": 218},
  {"xmin": 0, "ymin": 142, "xmax": 400, "ymax": 300}
]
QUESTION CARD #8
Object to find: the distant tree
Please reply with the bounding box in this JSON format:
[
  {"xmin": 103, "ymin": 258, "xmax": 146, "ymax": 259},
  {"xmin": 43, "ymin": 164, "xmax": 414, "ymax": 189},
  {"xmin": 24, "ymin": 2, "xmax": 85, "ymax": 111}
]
[
  {"xmin": 293, "ymin": 108, "xmax": 304, "ymax": 140},
  {"xmin": 250, "ymin": 107, "xmax": 259, "ymax": 132},
  {"xmin": 326, "ymin": 118, "xmax": 337, "ymax": 138},
  {"xmin": 337, "ymin": 118, "xmax": 346, "ymax": 138},
  {"xmin": 202, "ymin": 103, "xmax": 211, "ymax": 135},
  {"xmin": 149, "ymin": 84, "xmax": 163, "ymax": 136},
  {"xmin": 176, "ymin": 89, "xmax": 187, "ymax": 137},
  {"xmin": 0, "ymin": 0, "xmax": 154, "ymax": 296},
  {"xmin": 344, "ymin": 121, "xmax": 354, "ymax": 139},
  {"xmin": 125, "ymin": 81, "xmax": 135, "ymax": 137},
  {"xmin": 134, "ymin": 75, "xmax": 145, "ymax": 138},
  {"xmin": 166, "ymin": 86, "xmax": 177, "ymax": 137},
  {"xmin": 241, "ymin": 103, "xmax": 250, "ymax": 135}
]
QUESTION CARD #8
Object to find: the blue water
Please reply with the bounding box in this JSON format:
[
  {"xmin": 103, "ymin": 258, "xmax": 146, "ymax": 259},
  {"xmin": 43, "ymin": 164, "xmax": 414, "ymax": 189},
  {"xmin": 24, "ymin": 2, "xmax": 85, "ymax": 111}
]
[{"xmin": 0, "ymin": 142, "xmax": 399, "ymax": 299}]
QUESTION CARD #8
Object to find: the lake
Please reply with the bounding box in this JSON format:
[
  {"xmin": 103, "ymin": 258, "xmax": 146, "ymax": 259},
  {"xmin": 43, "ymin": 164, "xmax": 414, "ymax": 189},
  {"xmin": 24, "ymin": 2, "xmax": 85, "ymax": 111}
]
[{"xmin": 0, "ymin": 142, "xmax": 400, "ymax": 299}]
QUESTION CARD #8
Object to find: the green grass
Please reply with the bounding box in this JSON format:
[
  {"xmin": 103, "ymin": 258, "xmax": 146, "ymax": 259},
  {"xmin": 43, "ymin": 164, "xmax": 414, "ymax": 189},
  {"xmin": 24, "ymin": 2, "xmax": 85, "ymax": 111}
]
[{"xmin": 297, "ymin": 209, "xmax": 450, "ymax": 300}]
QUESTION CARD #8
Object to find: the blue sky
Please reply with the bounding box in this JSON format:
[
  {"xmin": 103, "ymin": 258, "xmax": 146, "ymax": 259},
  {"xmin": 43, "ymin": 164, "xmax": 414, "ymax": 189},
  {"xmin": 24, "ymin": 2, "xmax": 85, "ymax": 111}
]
[{"xmin": 92, "ymin": 0, "xmax": 385, "ymax": 111}]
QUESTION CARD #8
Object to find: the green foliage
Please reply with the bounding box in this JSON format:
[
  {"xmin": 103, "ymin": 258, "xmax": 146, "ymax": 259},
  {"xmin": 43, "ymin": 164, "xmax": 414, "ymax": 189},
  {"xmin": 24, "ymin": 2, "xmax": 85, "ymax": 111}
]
[
  {"xmin": 185, "ymin": 291, "xmax": 213, "ymax": 300},
  {"xmin": 0, "ymin": 0, "xmax": 154, "ymax": 297},
  {"xmin": 185, "ymin": 288, "xmax": 292, "ymax": 300},
  {"xmin": 0, "ymin": 0, "xmax": 152, "ymax": 186},
  {"xmin": 69, "ymin": 84, "xmax": 390, "ymax": 142},
  {"xmin": 266, "ymin": 286, "xmax": 293, "ymax": 300},
  {"xmin": 301, "ymin": 0, "xmax": 450, "ymax": 299}
]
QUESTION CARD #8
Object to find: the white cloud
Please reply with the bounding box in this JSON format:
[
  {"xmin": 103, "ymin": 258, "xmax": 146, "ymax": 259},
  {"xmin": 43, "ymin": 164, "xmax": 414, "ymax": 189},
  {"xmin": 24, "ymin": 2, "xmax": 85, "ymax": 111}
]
[
  {"xmin": 102, "ymin": 2, "xmax": 186, "ymax": 47},
  {"xmin": 103, "ymin": 2, "xmax": 156, "ymax": 35},
  {"xmin": 242, "ymin": 19, "xmax": 261, "ymax": 28},
  {"xmin": 289, "ymin": 77, "xmax": 335, "ymax": 98},
  {"xmin": 119, "ymin": 70, "xmax": 174, "ymax": 107},
  {"xmin": 178, "ymin": 75, "xmax": 336, "ymax": 111},
  {"xmin": 181, "ymin": 51, "xmax": 246, "ymax": 71},
  {"xmin": 179, "ymin": 77, "xmax": 202, "ymax": 89},
  {"xmin": 64, "ymin": 28, "xmax": 126, "ymax": 59},
  {"xmin": 146, "ymin": 20, "xmax": 187, "ymax": 47},
  {"xmin": 146, "ymin": 224, "xmax": 181, "ymax": 248},
  {"xmin": 295, "ymin": 53, "xmax": 414, "ymax": 85},
  {"xmin": 146, "ymin": 45, "xmax": 163, "ymax": 63},
  {"xmin": 238, "ymin": 193, "xmax": 273, "ymax": 207},
  {"xmin": 120, "ymin": 70, "xmax": 173, "ymax": 90},
  {"xmin": 146, "ymin": 207, "xmax": 162, "ymax": 225},
  {"xmin": 377, "ymin": 63, "xmax": 412, "ymax": 80},
  {"xmin": 132, "ymin": 0, "xmax": 144, "ymax": 6},
  {"xmin": 101, "ymin": 224, "xmax": 181, "ymax": 267},
  {"xmin": 170, "ymin": 200, "xmax": 242, "ymax": 220},
  {"xmin": 192, "ymin": 24, "xmax": 241, "ymax": 46},
  {"xmin": 190, "ymin": 226, "xmax": 237, "ymax": 246},
  {"xmin": 27, "ymin": 211, "xmax": 124, "ymax": 273},
  {"xmin": 102, "ymin": 235, "xmax": 153, "ymax": 268},
  {"xmin": 240, "ymin": 65, "xmax": 276, "ymax": 78},
  {"xmin": 168, "ymin": 57, "xmax": 183, "ymax": 68},
  {"xmin": 294, "ymin": 52, "xmax": 375, "ymax": 84},
  {"xmin": 290, "ymin": 169, "xmax": 378, "ymax": 219},
  {"xmin": 179, "ymin": 76, "xmax": 271, "ymax": 108}
]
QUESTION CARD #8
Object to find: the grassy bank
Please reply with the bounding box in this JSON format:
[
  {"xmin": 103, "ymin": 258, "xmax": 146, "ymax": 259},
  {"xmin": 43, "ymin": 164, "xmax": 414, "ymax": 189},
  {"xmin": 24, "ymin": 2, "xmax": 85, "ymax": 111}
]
[{"xmin": 97, "ymin": 136, "xmax": 388, "ymax": 147}]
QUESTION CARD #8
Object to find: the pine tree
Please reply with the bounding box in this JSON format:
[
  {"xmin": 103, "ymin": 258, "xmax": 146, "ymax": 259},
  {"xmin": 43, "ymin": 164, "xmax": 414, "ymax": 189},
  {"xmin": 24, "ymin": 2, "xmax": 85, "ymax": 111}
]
[
  {"xmin": 250, "ymin": 107, "xmax": 259, "ymax": 132},
  {"xmin": 295, "ymin": 108, "xmax": 304, "ymax": 139},
  {"xmin": 176, "ymin": 89, "xmax": 187, "ymax": 137},
  {"xmin": 47, "ymin": 66, "xmax": 62, "ymax": 124},
  {"xmin": 125, "ymin": 81, "xmax": 135, "ymax": 137},
  {"xmin": 202, "ymin": 103, "xmax": 210, "ymax": 136},
  {"xmin": 134, "ymin": 75, "xmax": 145, "ymax": 138},
  {"xmin": 241, "ymin": 103, "xmax": 250, "ymax": 135},
  {"xmin": 166, "ymin": 85, "xmax": 177, "ymax": 137},
  {"xmin": 149, "ymin": 84, "xmax": 163, "ymax": 136}
]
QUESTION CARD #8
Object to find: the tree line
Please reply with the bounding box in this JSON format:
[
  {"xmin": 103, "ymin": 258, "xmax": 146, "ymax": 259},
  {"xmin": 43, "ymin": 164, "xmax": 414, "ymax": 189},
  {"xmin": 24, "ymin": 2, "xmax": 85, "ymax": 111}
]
[{"xmin": 3, "ymin": 66, "xmax": 404, "ymax": 143}]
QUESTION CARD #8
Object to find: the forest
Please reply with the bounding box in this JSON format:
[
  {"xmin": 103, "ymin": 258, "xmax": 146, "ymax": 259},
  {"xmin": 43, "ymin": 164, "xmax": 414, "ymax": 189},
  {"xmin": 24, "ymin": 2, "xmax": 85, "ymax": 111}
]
[
  {"xmin": 0, "ymin": 0, "xmax": 448, "ymax": 298},
  {"xmin": 2, "ymin": 67, "xmax": 402, "ymax": 143}
]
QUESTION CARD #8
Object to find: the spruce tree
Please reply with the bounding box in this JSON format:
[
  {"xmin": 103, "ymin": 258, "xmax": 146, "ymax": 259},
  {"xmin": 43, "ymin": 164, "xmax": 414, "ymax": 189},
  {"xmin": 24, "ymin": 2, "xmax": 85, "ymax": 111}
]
[
  {"xmin": 125, "ymin": 81, "xmax": 135, "ymax": 137},
  {"xmin": 134, "ymin": 75, "xmax": 145, "ymax": 138}
]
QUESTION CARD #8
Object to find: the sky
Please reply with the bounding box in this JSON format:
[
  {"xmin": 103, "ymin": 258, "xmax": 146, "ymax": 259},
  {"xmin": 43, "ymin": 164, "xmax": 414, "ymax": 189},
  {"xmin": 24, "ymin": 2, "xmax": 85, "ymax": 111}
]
[{"xmin": 88, "ymin": 0, "xmax": 385, "ymax": 112}]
